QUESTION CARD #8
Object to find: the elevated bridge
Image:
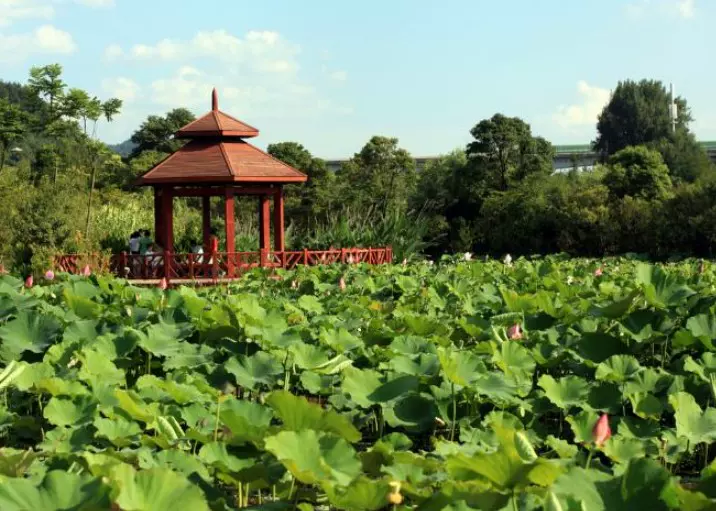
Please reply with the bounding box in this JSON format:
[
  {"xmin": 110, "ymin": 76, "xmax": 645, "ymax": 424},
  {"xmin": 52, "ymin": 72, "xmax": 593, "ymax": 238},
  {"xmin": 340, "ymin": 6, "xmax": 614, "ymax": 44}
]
[{"xmin": 325, "ymin": 141, "xmax": 716, "ymax": 172}]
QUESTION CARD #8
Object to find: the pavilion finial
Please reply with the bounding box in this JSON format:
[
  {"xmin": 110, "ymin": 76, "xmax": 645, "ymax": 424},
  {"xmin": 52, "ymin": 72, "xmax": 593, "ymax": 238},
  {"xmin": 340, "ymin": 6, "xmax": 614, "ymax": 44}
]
[{"xmin": 211, "ymin": 88, "xmax": 218, "ymax": 111}]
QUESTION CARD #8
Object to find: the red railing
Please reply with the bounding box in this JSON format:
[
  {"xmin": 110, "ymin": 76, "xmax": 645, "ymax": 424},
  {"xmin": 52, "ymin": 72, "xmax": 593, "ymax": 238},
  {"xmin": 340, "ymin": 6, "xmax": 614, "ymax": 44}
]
[{"xmin": 55, "ymin": 247, "xmax": 393, "ymax": 282}]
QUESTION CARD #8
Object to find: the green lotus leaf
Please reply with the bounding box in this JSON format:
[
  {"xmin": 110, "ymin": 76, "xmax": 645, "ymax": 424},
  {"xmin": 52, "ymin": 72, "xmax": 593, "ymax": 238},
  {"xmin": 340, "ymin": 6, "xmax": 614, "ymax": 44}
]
[
  {"xmin": 323, "ymin": 476, "xmax": 392, "ymax": 511},
  {"xmin": 111, "ymin": 465, "xmax": 210, "ymax": 511},
  {"xmin": 297, "ymin": 295, "xmax": 324, "ymax": 315},
  {"xmin": 686, "ymin": 314, "xmax": 716, "ymax": 350},
  {"xmin": 620, "ymin": 309, "xmax": 658, "ymax": 341},
  {"xmin": 0, "ymin": 448, "xmax": 39, "ymax": 477},
  {"xmin": 199, "ymin": 441, "xmax": 255, "ymax": 473},
  {"xmin": 225, "ymin": 351, "xmax": 283, "ymax": 390},
  {"xmin": 43, "ymin": 395, "xmax": 97, "ymax": 427},
  {"xmin": 94, "ymin": 416, "xmax": 141, "ymax": 447},
  {"xmin": 0, "ymin": 311, "xmax": 61, "ymax": 362},
  {"xmin": 669, "ymin": 392, "xmax": 716, "ymax": 444},
  {"xmin": 264, "ymin": 429, "xmax": 362, "ymax": 487},
  {"xmin": 0, "ymin": 470, "xmax": 111, "ymax": 511},
  {"xmin": 220, "ymin": 398, "xmax": 274, "ymax": 444},
  {"xmin": 603, "ymin": 436, "xmax": 647, "ymax": 463},
  {"xmin": 266, "ymin": 390, "xmax": 361, "ymax": 442},
  {"xmin": 595, "ymin": 355, "xmax": 642, "ymax": 383},
  {"xmin": 383, "ymin": 392, "xmax": 439, "ymax": 432},
  {"xmin": 575, "ymin": 332, "xmax": 627, "ymax": 364},
  {"xmin": 566, "ymin": 409, "xmax": 599, "ymax": 444},
  {"xmin": 538, "ymin": 375, "xmax": 590, "ymax": 410},
  {"xmin": 438, "ymin": 347, "xmax": 486, "ymax": 387},
  {"xmin": 637, "ymin": 264, "xmax": 695, "ymax": 308},
  {"xmin": 387, "ymin": 353, "xmax": 440, "ymax": 376},
  {"xmin": 78, "ymin": 348, "xmax": 125, "ymax": 387},
  {"xmin": 629, "ymin": 392, "xmax": 664, "ymax": 420}
]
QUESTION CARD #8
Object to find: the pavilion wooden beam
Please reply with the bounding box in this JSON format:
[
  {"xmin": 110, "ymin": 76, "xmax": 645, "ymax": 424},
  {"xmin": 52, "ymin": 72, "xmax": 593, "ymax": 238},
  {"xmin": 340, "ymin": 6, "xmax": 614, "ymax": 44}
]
[
  {"xmin": 172, "ymin": 186, "xmax": 279, "ymax": 198},
  {"xmin": 202, "ymin": 196, "xmax": 211, "ymax": 250},
  {"xmin": 224, "ymin": 189, "xmax": 236, "ymax": 277},
  {"xmin": 273, "ymin": 188, "xmax": 284, "ymax": 252}
]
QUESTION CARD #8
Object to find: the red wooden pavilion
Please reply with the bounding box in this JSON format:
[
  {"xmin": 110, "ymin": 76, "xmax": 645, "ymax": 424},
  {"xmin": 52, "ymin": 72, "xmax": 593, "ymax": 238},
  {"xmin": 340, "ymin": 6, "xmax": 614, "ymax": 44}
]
[
  {"xmin": 136, "ymin": 89, "xmax": 305, "ymax": 266},
  {"xmin": 56, "ymin": 89, "xmax": 392, "ymax": 283}
]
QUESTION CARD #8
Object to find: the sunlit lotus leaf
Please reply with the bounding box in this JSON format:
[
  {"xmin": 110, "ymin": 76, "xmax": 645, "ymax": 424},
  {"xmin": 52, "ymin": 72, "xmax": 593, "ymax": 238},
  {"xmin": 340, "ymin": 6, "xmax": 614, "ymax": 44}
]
[
  {"xmin": 538, "ymin": 375, "xmax": 590, "ymax": 410},
  {"xmin": 225, "ymin": 352, "xmax": 283, "ymax": 390},
  {"xmin": 0, "ymin": 470, "xmax": 111, "ymax": 511},
  {"xmin": 111, "ymin": 465, "xmax": 210, "ymax": 511}
]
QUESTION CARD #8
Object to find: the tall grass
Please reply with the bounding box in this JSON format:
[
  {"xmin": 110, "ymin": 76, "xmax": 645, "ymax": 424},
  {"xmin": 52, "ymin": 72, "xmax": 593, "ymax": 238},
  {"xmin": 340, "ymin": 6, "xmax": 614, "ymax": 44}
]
[{"xmin": 292, "ymin": 207, "xmax": 433, "ymax": 261}]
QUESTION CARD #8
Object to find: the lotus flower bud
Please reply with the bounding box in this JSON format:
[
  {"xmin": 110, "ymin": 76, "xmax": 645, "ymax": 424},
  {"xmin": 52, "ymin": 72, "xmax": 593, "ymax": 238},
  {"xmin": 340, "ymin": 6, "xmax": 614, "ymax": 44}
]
[
  {"xmin": 44, "ymin": 270, "xmax": 55, "ymax": 281},
  {"xmin": 82, "ymin": 265, "xmax": 91, "ymax": 277},
  {"xmin": 592, "ymin": 414, "xmax": 611, "ymax": 447},
  {"xmin": 159, "ymin": 277, "xmax": 168, "ymax": 290},
  {"xmin": 387, "ymin": 481, "xmax": 403, "ymax": 505},
  {"xmin": 339, "ymin": 277, "xmax": 346, "ymax": 291},
  {"xmin": 594, "ymin": 267, "xmax": 603, "ymax": 277},
  {"xmin": 567, "ymin": 275, "xmax": 574, "ymax": 285},
  {"xmin": 402, "ymin": 258, "xmax": 408, "ymax": 266},
  {"xmin": 464, "ymin": 252, "xmax": 472, "ymax": 261},
  {"xmin": 0, "ymin": 264, "xmax": 7, "ymax": 274},
  {"xmin": 699, "ymin": 259, "xmax": 706, "ymax": 274},
  {"xmin": 507, "ymin": 323, "xmax": 523, "ymax": 340},
  {"xmin": 24, "ymin": 275, "xmax": 33, "ymax": 288},
  {"xmin": 504, "ymin": 254, "xmax": 513, "ymax": 266},
  {"xmin": 291, "ymin": 280, "xmax": 298, "ymax": 289}
]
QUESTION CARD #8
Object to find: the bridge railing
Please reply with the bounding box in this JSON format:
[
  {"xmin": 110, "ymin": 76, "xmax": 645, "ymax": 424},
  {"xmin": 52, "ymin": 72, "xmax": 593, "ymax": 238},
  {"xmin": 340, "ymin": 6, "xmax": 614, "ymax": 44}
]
[{"xmin": 56, "ymin": 247, "xmax": 393, "ymax": 282}]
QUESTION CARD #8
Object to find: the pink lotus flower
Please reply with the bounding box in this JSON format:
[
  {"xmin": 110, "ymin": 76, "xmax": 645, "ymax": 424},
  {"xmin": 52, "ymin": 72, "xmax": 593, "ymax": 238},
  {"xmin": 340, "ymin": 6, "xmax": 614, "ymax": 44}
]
[
  {"xmin": 24, "ymin": 275, "xmax": 33, "ymax": 288},
  {"xmin": 0, "ymin": 264, "xmax": 6, "ymax": 274},
  {"xmin": 339, "ymin": 277, "xmax": 346, "ymax": 291},
  {"xmin": 158, "ymin": 277, "xmax": 168, "ymax": 290},
  {"xmin": 507, "ymin": 324, "xmax": 523, "ymax": 340},
  {"xmin": 82, "ymin": 265, "xmax": 91, "ymax": 277},
  {"xmin": 594, "ymin": 267, "xmax": 603, "ymax": 277},
  {"xmin": 592, "ymin": 414, "xmax": 611, "ymax": 447},
  {"xmin": 44, "ymin": 270, "xmax": 55, "ymax": 281}
]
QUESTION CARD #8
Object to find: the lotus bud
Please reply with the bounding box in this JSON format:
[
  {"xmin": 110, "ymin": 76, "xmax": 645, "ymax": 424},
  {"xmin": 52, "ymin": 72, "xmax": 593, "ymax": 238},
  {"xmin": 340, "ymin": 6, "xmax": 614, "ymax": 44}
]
[
  {"xmin": 159, "ymin": 277, "xmax": 168, "ymax": 290},
  {"xmin": 347, "ymin": 255, "xmax": 355, "ymax": 264},
  {"xmin": 567, "ymin": 275, "xmax": 574, "ymax": 285},
  {"xmin": 427, "ymin": 260, "xmax": 434, "ymax": 266},
  {"xmin": 699, "ymin": 259, "xmax": 706, "ymax": 274},
  {"xmin": 387, "ymin": 481, "xmax": 403, "ymax": 505},
  {"xmin": 402, "ymin": 258, "xmax": 408, "ymax": 266},
  {"xmin": 291, "ymin": 279, "xmax": 298, "ymax": 289},
  {"xmin": 339, "ymin": 277, "xmax": 346, "ymax": 291},
  {"xmin": 464, "ymin": 252, "xmax": 472, "ymax": 261},
  {"xmin": 0, "ymin": 264, "xmax": 6, "ymax": 274},
  {"xmin": 24, "ymin": 275, "xmax": 33, "ymax": 288},
  {"xmin": 592, "ymin": 413, "xmax": 611, "ymax": 447},
  {"xmin": 44, "ymin": 270, "xmax": 55, "ymax": 281},
  {"xmin": 504, "ymin": 254, "xmax": 513, "ymax": 266},
  {"xmin": 435, "ymin": 417, "xmax": 446, "ymax": 427},
  {"xmin": 82, "ymin": 265, "xmax": 91, "ymax": 277},
  {"xmin": 594, "ymin": 267, "xmax": 603, "ymax": 277},
  {"xmin": 507, "ymin": 323, "xmax": 523, "ymax": 340}
]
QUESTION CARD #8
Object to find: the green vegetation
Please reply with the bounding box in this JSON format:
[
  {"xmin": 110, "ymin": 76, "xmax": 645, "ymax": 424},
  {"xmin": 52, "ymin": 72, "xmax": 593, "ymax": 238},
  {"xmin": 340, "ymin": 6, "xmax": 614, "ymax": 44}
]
[
  {"xmin": 2, "ymin": 65, "xmax": 715, "ymax": 272},
  {"xmin": 1, "ymin": 257, "xmax": 716, "ymax": 509}
]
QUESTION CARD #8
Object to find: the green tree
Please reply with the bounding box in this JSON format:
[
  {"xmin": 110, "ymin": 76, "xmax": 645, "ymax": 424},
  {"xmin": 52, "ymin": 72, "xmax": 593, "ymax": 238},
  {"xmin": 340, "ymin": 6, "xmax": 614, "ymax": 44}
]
[
  {"xmin": 28, "ymin": 64, "xmax": 66, "ymax": 124},
  {"xmin": 0, "ymin": 99, "xmax": 27, "ymax": 173},
  {"xmin": 267, "ymin": 141, "xmax": 334, "ymax": 223},
  {"xmin": 592, "ymin": 79, "xmax": 709, "ymax": 181},
  {"xmin": 466, "ymin": 114, "xmax": 554, "ymax": 191},
  {"xmin": 602, "ymin": 145, "xmax": 672, "ymax": 200},
  {"xmin": 337, "ymin": 136, "xmax": 416, "ymax": 215},
  {"xmin": 129, "ymin": 108, "xmax": 195, "ymax": 157}
]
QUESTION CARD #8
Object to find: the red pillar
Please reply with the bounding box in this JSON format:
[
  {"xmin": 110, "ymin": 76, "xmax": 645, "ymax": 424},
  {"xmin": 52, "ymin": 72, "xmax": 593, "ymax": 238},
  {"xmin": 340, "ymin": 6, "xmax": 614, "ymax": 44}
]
[
  {"xmin": 273, "ymin": 188, "xmax": 285, "ymax": 253},
  {"xmin": 161, "ymin": 187, "xmax": 174, "ymax": 252},
  {"xmin": 259, "ymin": 195, "xmax": 271, "ymax": 266},
  {"xmin": 224, "ymin": 189, "xmax": 235, "ymax": 277},
  {"xmin": 202, "ymin": 196, "xmax": 211, "ymax": 251},
  {"xmin": 154, "ymin": 187, "xmax": 163, "ymax": 247}
]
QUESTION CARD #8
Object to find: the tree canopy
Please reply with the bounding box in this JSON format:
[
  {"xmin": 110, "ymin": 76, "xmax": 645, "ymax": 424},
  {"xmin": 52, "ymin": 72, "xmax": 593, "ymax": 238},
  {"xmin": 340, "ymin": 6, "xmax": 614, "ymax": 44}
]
[{"xmin": 129, "ymin": 108, "xmax": 195, "ymax": 158}]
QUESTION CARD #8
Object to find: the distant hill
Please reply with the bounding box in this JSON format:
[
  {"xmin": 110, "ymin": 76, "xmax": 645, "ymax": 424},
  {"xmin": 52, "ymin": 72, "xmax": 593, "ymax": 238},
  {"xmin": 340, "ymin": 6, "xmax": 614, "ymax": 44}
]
[{"xmin": 108, "ymin": 139, "xmax": 136, "ymax": 157}]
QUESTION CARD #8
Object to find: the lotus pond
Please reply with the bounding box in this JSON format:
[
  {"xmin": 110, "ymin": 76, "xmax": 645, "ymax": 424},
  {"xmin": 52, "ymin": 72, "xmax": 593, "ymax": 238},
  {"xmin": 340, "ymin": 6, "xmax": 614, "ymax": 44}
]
[{"xmin": 1, "ymin": 256, "xmax": 716, "ymax": 510}]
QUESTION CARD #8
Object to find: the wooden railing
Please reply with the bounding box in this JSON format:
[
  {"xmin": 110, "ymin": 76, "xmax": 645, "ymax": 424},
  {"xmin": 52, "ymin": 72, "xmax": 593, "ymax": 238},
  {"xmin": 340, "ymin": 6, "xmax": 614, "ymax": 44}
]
[{"xmin": 55, "ymin": 247, "xmax": 393, "ymax": 282}]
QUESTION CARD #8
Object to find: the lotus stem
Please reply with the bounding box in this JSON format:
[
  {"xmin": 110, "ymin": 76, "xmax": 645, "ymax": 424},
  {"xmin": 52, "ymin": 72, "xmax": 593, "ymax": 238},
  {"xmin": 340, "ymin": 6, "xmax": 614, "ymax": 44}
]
[
  {"xmin": 450, "ymin": 383, "xmax": 456, "ymax": 442},
  {"xmin": 213, "ymin": 395, "xmax": 221, "ymax": 442},
  {"xmin": 585, "ymin": 447, "xmax": 594, "ymax": 469}
]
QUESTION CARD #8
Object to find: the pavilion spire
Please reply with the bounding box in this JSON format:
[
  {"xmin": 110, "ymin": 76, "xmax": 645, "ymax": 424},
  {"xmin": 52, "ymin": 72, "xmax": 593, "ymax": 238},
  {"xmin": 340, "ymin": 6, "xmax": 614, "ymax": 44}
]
[{"xmin": 212, "ymin": 88, "xmax": 218, "ymax": 111}]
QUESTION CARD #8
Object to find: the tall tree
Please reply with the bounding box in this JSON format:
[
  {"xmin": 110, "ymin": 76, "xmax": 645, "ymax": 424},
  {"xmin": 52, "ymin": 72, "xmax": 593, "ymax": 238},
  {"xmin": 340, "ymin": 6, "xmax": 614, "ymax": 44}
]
[
  {"xmin": 28, "ymin": 64, "xmax": 66, "ymax": 124},
  {"xmin": 0, "ymin": 99, "xmax": 27, "ymax": 173},
  {"xmin": 466, "ymin": 114, "xmax": 554, "ymax": 191},
  {"xmin": 129, "ymin": 108, "xmax": 195, "ymax": 157},
  {"xmin": 338, "ymin": 136, "xmax": 416, "ymax": 215}
]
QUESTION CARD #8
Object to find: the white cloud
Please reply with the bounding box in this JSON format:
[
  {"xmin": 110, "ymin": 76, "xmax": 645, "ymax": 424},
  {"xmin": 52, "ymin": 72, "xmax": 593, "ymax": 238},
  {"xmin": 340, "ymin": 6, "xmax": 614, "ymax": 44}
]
[
  {"xmin": 0, "ymin": 0, "xmax": 114, "ymax": 26},
  {"xmin": 0, "ymin": 0, "xmax": 54, "ymax": 27},
  {"xmin": 625, "ymin": 0, "xmax": 696, "ymax": 19},
  {"xmin": 111, "ymin": 29, "xmax": 301, "ymax": 74},
  {"xmin": 677, "ymin": 0, "xmax": 695, "ymax": 18},
  {"xmin": 73, "ymin": 0, "xmax": 114, "ymax": 6},
  {"xmin": 553, "ymin": 81, "xmax": 610, "ymax": 129},
  {"xmin": 103, "ymin": 43, "xmax": 123, "ymax": 60},
  {"xmin": 102, "ymin": 77, "xmax": 140, "ymax": 102},
  {"xmin": 329, "ymin": 70, "xmax": 348, "ymax": 82},
  {"xmin": 0, "ymin": 24, "xmax": 75, "ymax": 63}
]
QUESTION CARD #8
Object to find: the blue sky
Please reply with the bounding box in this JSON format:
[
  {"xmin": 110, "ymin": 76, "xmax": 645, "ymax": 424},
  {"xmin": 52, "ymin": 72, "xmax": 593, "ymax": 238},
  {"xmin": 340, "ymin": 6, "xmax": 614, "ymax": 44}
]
[{"xmin": 1, "ymin": 0, "xmax": 714, "ymax": 158}]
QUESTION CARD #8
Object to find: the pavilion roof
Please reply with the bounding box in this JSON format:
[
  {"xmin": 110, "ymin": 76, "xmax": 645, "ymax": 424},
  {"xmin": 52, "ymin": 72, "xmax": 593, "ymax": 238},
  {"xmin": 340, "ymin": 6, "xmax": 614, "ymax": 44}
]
[{"xmin": 136, "ymin": 89, "xmax": 307, "ymax": 186}]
